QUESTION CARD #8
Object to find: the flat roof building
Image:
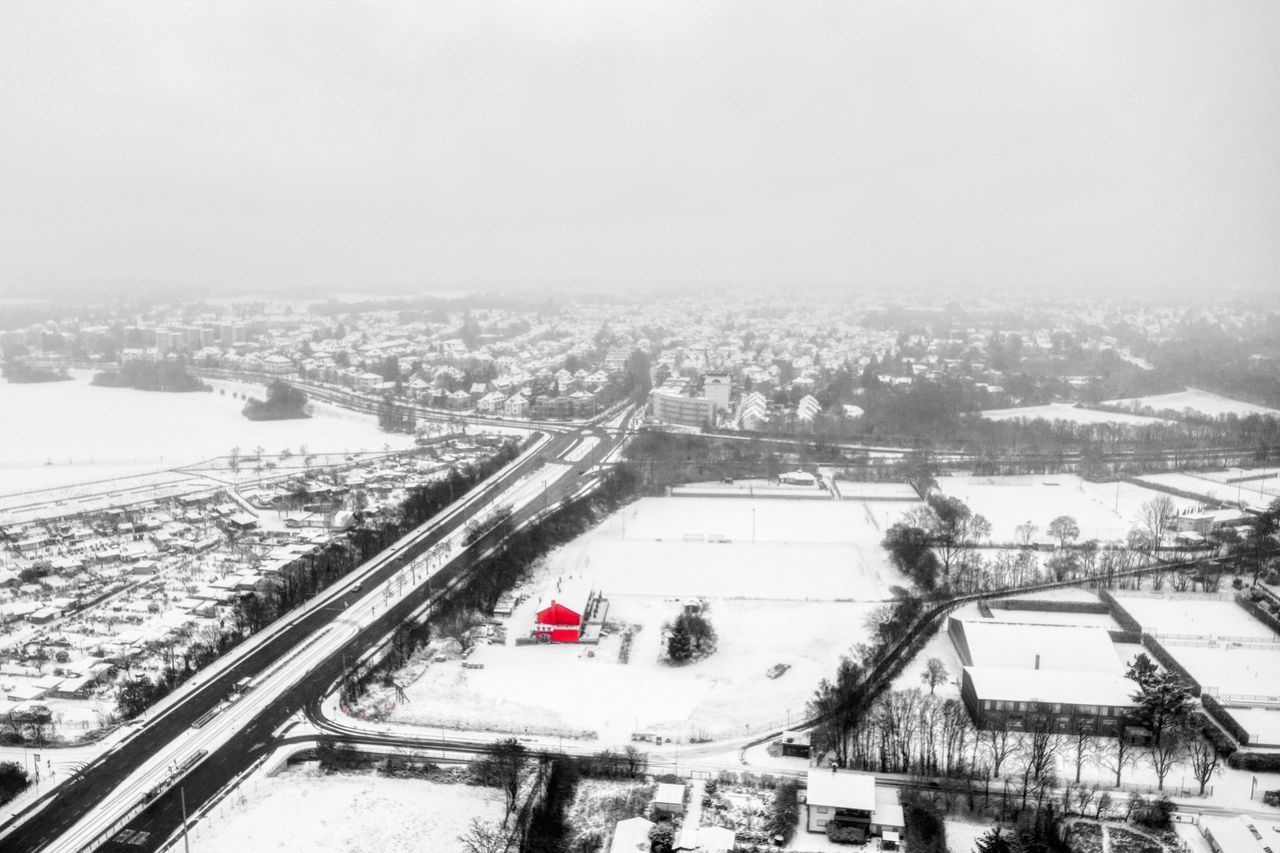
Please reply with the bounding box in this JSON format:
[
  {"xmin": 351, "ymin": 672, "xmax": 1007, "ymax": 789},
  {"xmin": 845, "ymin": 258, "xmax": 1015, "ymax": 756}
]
[{"xmin": 950, "ymin": 618, "xmax": 1137, "ymax": 735}]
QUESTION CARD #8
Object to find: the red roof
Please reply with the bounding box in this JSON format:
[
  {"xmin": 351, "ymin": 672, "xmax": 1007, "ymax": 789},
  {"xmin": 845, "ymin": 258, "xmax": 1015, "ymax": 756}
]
[{"xmin": 535, "ymin": 600, "xmax": 581, "ymax": 627}]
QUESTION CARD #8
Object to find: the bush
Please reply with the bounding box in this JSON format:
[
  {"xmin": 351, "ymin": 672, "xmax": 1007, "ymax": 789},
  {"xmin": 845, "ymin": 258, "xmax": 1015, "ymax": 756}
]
[
  {"xmin": 1133, "ymin": 794, "xmax": 1175, "ymax": 830},
  {"xmin": 0, "ymin": 762, "xmax": 30, "ymax": 806},
  {"xmin": 766, "ymin": 780, "xmax": 800, "ymax": 844},
  {"xmin": 826, "ymin": 824, "xmax": 866, "ymax": 844},
  {"xmin": 902, "ymin": 791, "xmax": 948, "ymax": 853}
]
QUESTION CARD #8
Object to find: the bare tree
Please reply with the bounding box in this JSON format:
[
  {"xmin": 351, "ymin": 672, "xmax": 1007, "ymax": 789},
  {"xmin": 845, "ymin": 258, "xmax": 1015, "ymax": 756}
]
[
  {"xmin": 920, "ymin": 657, "xmax": 949, "ymax": 695},
  {"xmin": 1073, "ymin": 785, "xmax": 1097, "ymax": 818},
  {"xmin": 1186, "ymin": 733, "xmax": 1221, "ymax": 795},
  {"xmin": 1016, "ymin": 722, "xmax": 1062, "ymax": 811},
  {"xmin": 1147, "ymin": 724, "xmax": 1187, "ymax": 791},
  {"xmin": 1047, "ymin": 515, "xmax": 1081, "ymax": 549},
  {"xmin": 1072, "ymin": 724, "xmax": 1097, "ymax": 784},
  {"xmin": 475, "ymin": 738, "xmax": 527, "ymax": 818},
  {"xmin": 1094, "ymin": 790, "xmax": 1112, "ymax": 820},
  {"xmin": 1134, "ymin": 496, "xmax": 1176, "ymax": 552},
  {"xmin": 1103, "ymin": 736, "xmax": 1136, "ymax": 787},
  {"xmin": 1015, "ymin": 521, "xmax": 1039, "ymax": 548},
  {"xmin": 458, "ymin": 818, "xmax": 512, "ymax": 853},
  {"xmin": 984, "ymin": 728, "xmax": 1017, "ymax": 778}
]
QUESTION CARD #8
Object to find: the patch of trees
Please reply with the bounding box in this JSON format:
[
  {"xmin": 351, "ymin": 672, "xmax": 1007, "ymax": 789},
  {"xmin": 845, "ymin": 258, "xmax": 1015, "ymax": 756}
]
[
  {"xmin": 377, "ymin": 396, "xmax": 415, "ymax": 433},
  {"xmin": 882, "ymin": 494, "xmax": 991, "ymax": 592},
  {"xmin": 665, "ymin": 602, "xmax": 717, "ymax": 664},
  {"xmin": 91, "ymin": 360, "xmax": 209, "ymax": 392},
  {"xmin": 242, "ymin": 380, "xmax": 311, "ymax": 420},
  {"xmin": 1, "ymin": 360, "xmax": 70, "ymax": 383}
]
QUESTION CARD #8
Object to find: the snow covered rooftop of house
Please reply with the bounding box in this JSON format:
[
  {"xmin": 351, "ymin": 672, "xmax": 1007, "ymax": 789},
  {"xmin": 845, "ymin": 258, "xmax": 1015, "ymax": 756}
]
[{"xmin": 805, "ymin": 769, "xmax": 876, "ymax": 811}]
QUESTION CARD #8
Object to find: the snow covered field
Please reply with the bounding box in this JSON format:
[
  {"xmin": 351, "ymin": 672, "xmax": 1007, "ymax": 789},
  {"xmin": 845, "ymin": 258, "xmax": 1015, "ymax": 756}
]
[
  {"xmin": 1102, "ymin": 388, "xmax": 1280, "ymax": 418},
  {"xmin": 385, "ymin": 497, "xmax": 909, "ymax": 743},
  {"xmin": 1112, "ymin": 593, "xmax": 1280, "ymax": 700},
  {"xmin": 1112, "ymin": 594, "xmax": 1279, "ymax": 641},
  {"xmin": 980, "ymin": 403, "xmax": 1165, "ymax": 426},
  {"xmin": 933, "ymin": 474, "xmax": 1197, "ymax": 543},
  {"xmin": 0, "ymin": 371, "xmax": 414, "ymax": 493},
  {"xmin": 189, "ymin": 767, "xmax": 504, "ymax": 853}
]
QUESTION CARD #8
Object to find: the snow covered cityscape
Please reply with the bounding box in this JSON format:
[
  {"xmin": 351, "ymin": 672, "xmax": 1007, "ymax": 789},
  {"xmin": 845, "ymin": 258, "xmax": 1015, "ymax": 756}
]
[{"xmin": 3, "ymin": 2, "xmax": 1279, "ymax": 853}]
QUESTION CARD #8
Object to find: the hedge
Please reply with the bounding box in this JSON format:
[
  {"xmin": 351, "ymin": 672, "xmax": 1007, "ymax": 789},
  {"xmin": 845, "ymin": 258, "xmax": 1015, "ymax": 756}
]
[
  {"xmin": 1194, "ymin": 712, "xmax": 1238, "ymax": 758},
  {"xmin": 1227, "ymin": 750, "xmax": 1280, "ymax": 772},
  {"xmin": 1100, "ymin": 590, "xmax": 1143, "ymax": 634},
  {"xmin": 1108, "ymin": 630, "xmax": 1142, "ymax": 644},
  {"xmin": 989, "ymin": 599, "xmax": 1110, "ymax": 614},
  {"xmin": 1235, "ymin": 593, "xmax": 1280, "ymax": 636},
  {"xmin": 1200, "ymin": 694, "xmax": 1251, "ymax": 746},
  {"xmin": 1140, "ymin": 634, "xmax": 1202, "ymax": 696}
]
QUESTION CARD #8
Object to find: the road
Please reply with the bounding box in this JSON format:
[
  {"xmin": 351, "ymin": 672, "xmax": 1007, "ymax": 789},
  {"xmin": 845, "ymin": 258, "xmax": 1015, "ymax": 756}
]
[{"xmin": 0, "ymin": 415, "xmax": 631, "ymax": 853}]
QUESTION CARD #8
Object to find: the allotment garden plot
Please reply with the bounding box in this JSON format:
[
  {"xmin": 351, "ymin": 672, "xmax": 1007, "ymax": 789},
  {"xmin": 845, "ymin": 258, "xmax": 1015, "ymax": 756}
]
[{"xmin": 384, "ymin": 496, "xmax": 912, "ymax": 744}]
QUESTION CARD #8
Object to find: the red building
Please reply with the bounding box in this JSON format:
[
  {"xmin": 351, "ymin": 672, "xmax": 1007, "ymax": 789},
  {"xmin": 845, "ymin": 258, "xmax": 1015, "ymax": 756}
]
[
  {"xmin": 533, "ymin": 587, "xmax": 603, "ymax": 643},
  {"xmin": 534, "ymin": 600, "xmax": 583, "ymax": 643}
]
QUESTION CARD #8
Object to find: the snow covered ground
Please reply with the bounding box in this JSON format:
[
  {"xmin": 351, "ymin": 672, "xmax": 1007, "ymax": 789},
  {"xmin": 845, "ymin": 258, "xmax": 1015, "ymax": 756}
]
[
  {"xmin": 382, "ymin": 497, "xmax": 909, "ymax": 744},
  {"xmin": 1112, "ymin": 594, "xmax": 1279, "ymax": 641},
  {"xmin": 980, "ymin": 403, "xmax": 1166, "ymax": 426},
  {"xmin": 1102, "ymin": 388, "xmax": 1280, "ymax": 419},
  {"xmin": 933, "ymin": 474, "xmax": 1198, "ymax": 543},
  {"xmin": 945, "ymin": 818, "xmax": 993, "ymax": 853},
  {"xmin": 188, "ymin": 767, "xmax": 504, "ymax": 853},
  {"xmin": 0, "ymin": 371, "xmax": 414, "ymax": 493}
]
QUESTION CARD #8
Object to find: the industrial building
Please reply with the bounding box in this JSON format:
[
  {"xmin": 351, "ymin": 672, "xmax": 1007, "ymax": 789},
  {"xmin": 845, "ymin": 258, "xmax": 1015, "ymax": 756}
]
[{"xmin": 950, "ymin": 618, "xmax": 1138, "ymax": 735}]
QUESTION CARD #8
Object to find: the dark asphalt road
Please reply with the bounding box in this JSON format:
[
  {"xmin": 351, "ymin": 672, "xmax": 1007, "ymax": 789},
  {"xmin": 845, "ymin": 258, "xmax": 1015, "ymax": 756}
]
[{"xmin": 3, "ymin": 425, "xmax": 622, "ymax": 852}]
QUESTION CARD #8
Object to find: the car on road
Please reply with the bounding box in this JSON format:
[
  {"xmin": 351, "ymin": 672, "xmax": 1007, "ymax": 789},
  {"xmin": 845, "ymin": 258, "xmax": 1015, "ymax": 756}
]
[{"xmin": 352, "ymin": 582, "xmax": 363, "ymax": 592}]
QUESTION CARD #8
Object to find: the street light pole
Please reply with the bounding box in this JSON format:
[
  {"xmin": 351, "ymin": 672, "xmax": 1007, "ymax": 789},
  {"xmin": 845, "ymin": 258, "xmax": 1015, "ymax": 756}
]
[{"xmin": 181, "ymin": 786, "xmax": 191, "ymax": 853}]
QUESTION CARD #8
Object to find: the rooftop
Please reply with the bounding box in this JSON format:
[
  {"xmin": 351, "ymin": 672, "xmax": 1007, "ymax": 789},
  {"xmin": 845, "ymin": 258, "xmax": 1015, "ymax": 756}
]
[
  {"xmin": 805, "ymin": 769, "xmax": 877, "ymax": 812},
  {"xmin": 964, "ymin": 666, "xmax": 1138, "ymax": 708},
  {"xmin": 951, "ymin": 618, "xmax": 1121, "ymax": 673}
]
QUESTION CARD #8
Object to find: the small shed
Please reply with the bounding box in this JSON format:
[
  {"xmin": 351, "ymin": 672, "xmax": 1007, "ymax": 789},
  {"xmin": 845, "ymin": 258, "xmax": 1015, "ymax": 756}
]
[
  {"xmin": 609, "ymin": 816, "xmax": 654, "ymax": 853},
  {"xmin": 779, "ymin": 730, "xmax": 811, "ymax": 758},
  {"xmin": 653, "ymin": 782, "xmax": 686, "ymax": 816}
]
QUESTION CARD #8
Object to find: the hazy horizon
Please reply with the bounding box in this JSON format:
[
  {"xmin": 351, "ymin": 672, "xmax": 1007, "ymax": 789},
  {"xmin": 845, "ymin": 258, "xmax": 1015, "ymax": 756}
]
[{"xmin": 3, "ymin": 1, "xmax": 1279, "ymax": 298}]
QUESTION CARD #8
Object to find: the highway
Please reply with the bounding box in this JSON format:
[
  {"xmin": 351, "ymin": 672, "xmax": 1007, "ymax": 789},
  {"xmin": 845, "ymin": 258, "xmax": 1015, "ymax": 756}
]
[{"xmin": 0, "ymin": 413, "xmax": 632, "ymax": 853}]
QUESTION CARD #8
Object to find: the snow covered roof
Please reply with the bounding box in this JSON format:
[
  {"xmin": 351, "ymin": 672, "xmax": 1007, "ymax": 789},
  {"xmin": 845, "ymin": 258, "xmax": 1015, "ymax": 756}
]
[
  {"xmin": 609, "ymin": 817, "xmax": 654, "ymax": 853},
  {"xmin": 654, "ymin": 782, "xmax": 685, "ymax": 805},
  {"xmin": 805, "ymin": 769, "xmax": 876, "ymax": 812},
  {"xmin": 695, "ymin": 827, "xmax": 735, "ymax": 852},
  {"xmin": 950, "ymin": 619, "xmax": 1119, "ymax": 673},
  {"xmin": 1203, "ymin": 815, "xmax": 1276, "ymax": 853},
  {"xmin": 964, "ymin": 667, "xmax": 1137, "ymax": 708},
  {"xmin": 871, "ymin": 803, "xmax": 905, "ymax": 828}
]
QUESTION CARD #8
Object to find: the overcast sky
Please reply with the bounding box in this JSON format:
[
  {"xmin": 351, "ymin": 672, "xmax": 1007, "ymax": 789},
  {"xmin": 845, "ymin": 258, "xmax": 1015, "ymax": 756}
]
[{"xmin": 2, "ymin": 1, "xmax": 1278, "ymax": 297}]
